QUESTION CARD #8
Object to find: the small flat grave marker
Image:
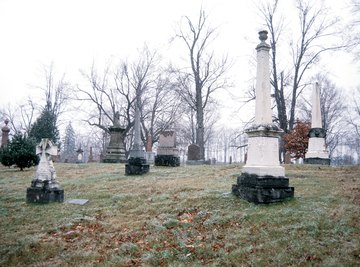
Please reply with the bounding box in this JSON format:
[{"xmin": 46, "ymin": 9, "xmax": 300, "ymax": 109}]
[{"xmin": 68, "ymin": 199, "xmax": 89, "ymax": 205}]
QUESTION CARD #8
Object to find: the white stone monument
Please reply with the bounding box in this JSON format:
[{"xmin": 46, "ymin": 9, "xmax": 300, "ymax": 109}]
[
  {"xmin": 304, "ymin": 82, "xmax": 330, "ymax": 165},
  {"xmin": 27, "ymin": 138, "xmax": 64, "ymax": 203},
  {"xmin": 232, "ymin": 31, "xmax": 294, "ymax": 204}
]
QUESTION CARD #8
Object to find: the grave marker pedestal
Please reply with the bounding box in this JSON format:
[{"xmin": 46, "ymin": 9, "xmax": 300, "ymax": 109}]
[
  {"xmin": 155, "ymin": 130, "xmax": 180, "ymax": 167},
  {"xmin": 103, "ymin": 126, "xmax": 127, "ymax": 163}
]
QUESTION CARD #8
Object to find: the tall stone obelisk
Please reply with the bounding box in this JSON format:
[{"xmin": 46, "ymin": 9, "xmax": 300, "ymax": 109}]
[
  {"xmin": 232, "ymin": 31, "xmax": 294, "ymax": 204},
  {"xmin": 304, "ymin": 82, "xmax": 330, "ymax": 165},
  {"xmin": 125, "ymin": 95, "xmax": 150, "ymax": 175}
]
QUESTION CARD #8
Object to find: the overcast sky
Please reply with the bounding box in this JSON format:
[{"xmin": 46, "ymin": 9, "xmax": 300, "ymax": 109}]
[{"xmin": 0, "ymin": 0, "xmax": 358, "ymax": 128}]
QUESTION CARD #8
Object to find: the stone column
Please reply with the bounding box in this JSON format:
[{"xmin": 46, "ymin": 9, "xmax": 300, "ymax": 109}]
[
  {"xmin": 232, "ymin": 31, "xmax": 294, "ymax": 204},
  {"xmin": 304, "ymin": 82, "xmax": 330, "ymax": 165},
  {"xmin": 129, "ymin": 102, "xmax": 145, "ymax": 159},
  {"xmin": 254, "ymin": 31, "xmax": 272, "ymax": 125},
  {"xmin": 1, "ymin": 119, "xmax": 10, "ymax": 147}
]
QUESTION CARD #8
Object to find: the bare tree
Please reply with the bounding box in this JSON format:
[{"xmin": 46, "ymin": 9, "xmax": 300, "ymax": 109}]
[
  {"xmin": 348, "ymin": 0, "xmax": 360, "ymax": 59},
  {"xmin": 260, "ymin": 0, "xmax": 347, "ymax": 132},
  {"xmin": 174, "ymin": 9, "xmax": 231, "ymax": 160},
  {"xmin": 0, "ymin": 98, "xmax": 40, "ymax": 136},
  {"xmin": 347, "ymin": 86, "xmax": 360, "ymax": 162},
  {"xmin": 75, "ymin": 46, "xmax": 180, "ymax": 154},
  {"xmin": 38, "ymin": 63, "xmax": 72, "ymax": 127}
]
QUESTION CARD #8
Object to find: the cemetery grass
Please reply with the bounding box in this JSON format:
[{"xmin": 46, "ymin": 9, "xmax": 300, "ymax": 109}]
[{"xmin": 0, "ymin": 164, "xmax": 359, "ymax": 266}]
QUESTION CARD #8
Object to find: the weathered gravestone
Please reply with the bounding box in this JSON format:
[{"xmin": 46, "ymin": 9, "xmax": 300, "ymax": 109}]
[
  {"xmin": 304, "ymin": 82, "xmax": 330, "ymax": 165},
  {"xmin": 26, "ymin": 138, "xmax": 64, "ymax": 203},
  {"xmin": 103, "ymin": 112, "xmax": 127, "ymax": 163},
  {"xmin": 1, "ymin": 118, "xmax": 10, "ymax": 147},
  {"xmin": 155, "ymin": 130, "xmax": 180, "ymax": 167},
  {"xmin": 232, "ymin": 31, "xmax": 294, "ymax": 204},
  {"xmin": 186, "ymin": 144, "xmax": 211, "ymax": 165},
  {"xmin": 188, "ymin": 144, "xmax": 201, "ymax": 160}
]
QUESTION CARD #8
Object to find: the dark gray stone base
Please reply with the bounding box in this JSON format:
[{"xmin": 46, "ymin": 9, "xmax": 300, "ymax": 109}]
[
  {"xmin": 26, "ymin": 187, "xmax": 64, "ymax": 203},
  {"xmin": 155, "ymin": 155, "xmax": 180, "ymax": 167},
  {"xmin": 125, "ymin": 157, "xmax": 150, "ymax": 175},
  {"xmin": 186, "ymin": 160, "xmax": 211, "ymax": 165},
  {"xmin": 232, "ymin": 173, "xmax": 294, "ymax": 204},
  {"xmin": 304, "ymin": 157, "xmax": 330, "ymax": 165},
  {"xmin": 103, "ymin": 158, "xmax": 127, "ymax": 163}
]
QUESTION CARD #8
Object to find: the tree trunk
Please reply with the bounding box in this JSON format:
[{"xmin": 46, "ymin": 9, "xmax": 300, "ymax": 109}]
[{"xmin": 196, "ymin": 85, "xmax": 205, "ymax": 160}]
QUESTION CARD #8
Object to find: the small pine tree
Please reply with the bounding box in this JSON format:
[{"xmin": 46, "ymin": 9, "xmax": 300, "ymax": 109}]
[
  {"xmin": 283, "ymin": 119, "xmax": 310, "ymax": 159},
  {"xmin": 0, "ymin": 133, "xmax": 39, "ymax": 170},
  {"xmin": 62, "ymin": 122, "xmax": 77, "ymax": 162},
  {"xmin": 0, "ymin": 146, "xmax": 14, "ymax": 167},
  {"xmin": 29, "ymin": 103, "xmax": 59, "ymax": 144}
]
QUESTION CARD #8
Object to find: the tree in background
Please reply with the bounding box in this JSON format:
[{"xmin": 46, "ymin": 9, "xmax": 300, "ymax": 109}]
[
  {"xmin": 283, "ymin": 119, "xmax": 310, "ymax": 159},
  {"xmin": 260, "ymin": 0, "xmax": 347, "ymax": 132},
  {"xmin": 0, "ymin": 99, "xmax": 39, "ymax": 137},
  {"xmin": 76, "ymin": 45, "xmax": 180, "ymax": 155},
  {"xmin": 61, "ymin": 121, "xmax": 77, "ymax": 162},
  {"xmin": 28, "ymin": 102, "xmax": 60, "ymax": 145},
  {"xmin": 347, "ymin": 86, "xmax": 360, "ymax": 164},
  {"xmin": 27, "ymin": 64, "xmax": 71, "ymax": 146},
  {"xmin": 174, "ymin": 9, "xmax": 231, "ymax": 160},
  {"xmin": 348, "ymin": 0, "xmax": 360, "ymax": 59},
  {"xmin": 0, "ymin": 132, "xmax": 38, "ymax": 170}
]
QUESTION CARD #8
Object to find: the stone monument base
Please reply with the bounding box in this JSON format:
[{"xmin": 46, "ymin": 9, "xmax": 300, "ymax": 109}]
[
  {"xmin": 186, "ymin": 160, "xmax": 211, "ymax": 165},
  {"xmin": 155, "ymin": 155, "xmax": 180, "ymax": 167},
  {"xmin": 232, "ymin": 173, "xmax": 294, "ymax": 204},
  {"xmin": 103, "ymin": 148, "xmax": 127, "ymax": 163},
  {"xmin": 26, "ymin": 180, "xmax": 64, "ymax": 204},
  {"xmin": 103, "ymin": 158, "xmax": 127, "ymax": 163},
  {"xmin": 304, "ymin": 157, "xmax": 330, "ymax": 165},
  {"xmin": 125, "ymin": 157, "xmax": 150, "ymax": 175}
]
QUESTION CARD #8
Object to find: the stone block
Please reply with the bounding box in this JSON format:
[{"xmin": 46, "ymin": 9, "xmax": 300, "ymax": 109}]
[
  {"xmin": 158, "ymin": 130, "xmax": 176, "ymax": 147},
  {"xmin": 155, "ymin": 155, "xmax": 180, "ymax": 167},
  {"xmin": 232, "ymin": 172, "xmax": 294, "ymax": 204},
  {"xmin": 125, "ymin": 157, "xmax": 150, "ymax": 175},
  {"xmin": 26, "ymin": 187, "xmax": 64, "ymax": 203},
  {"xmin": 232, "ymin": 184, "xmax": 294, "ymax": 204},
  {"xmin": 304, "ymin": 157, "xmax": 330, "ymax": 165}
]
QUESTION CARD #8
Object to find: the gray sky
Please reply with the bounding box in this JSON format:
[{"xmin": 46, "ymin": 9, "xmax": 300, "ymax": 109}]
[{"xmin": 0, "ymin": 0, "xmax": 358, "ymax": 128}]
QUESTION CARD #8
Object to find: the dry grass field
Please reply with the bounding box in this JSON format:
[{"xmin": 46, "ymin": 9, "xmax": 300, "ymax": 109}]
[{"xmin": 0, "ymin": 163, "xmax": 359, "ymax": 266}]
